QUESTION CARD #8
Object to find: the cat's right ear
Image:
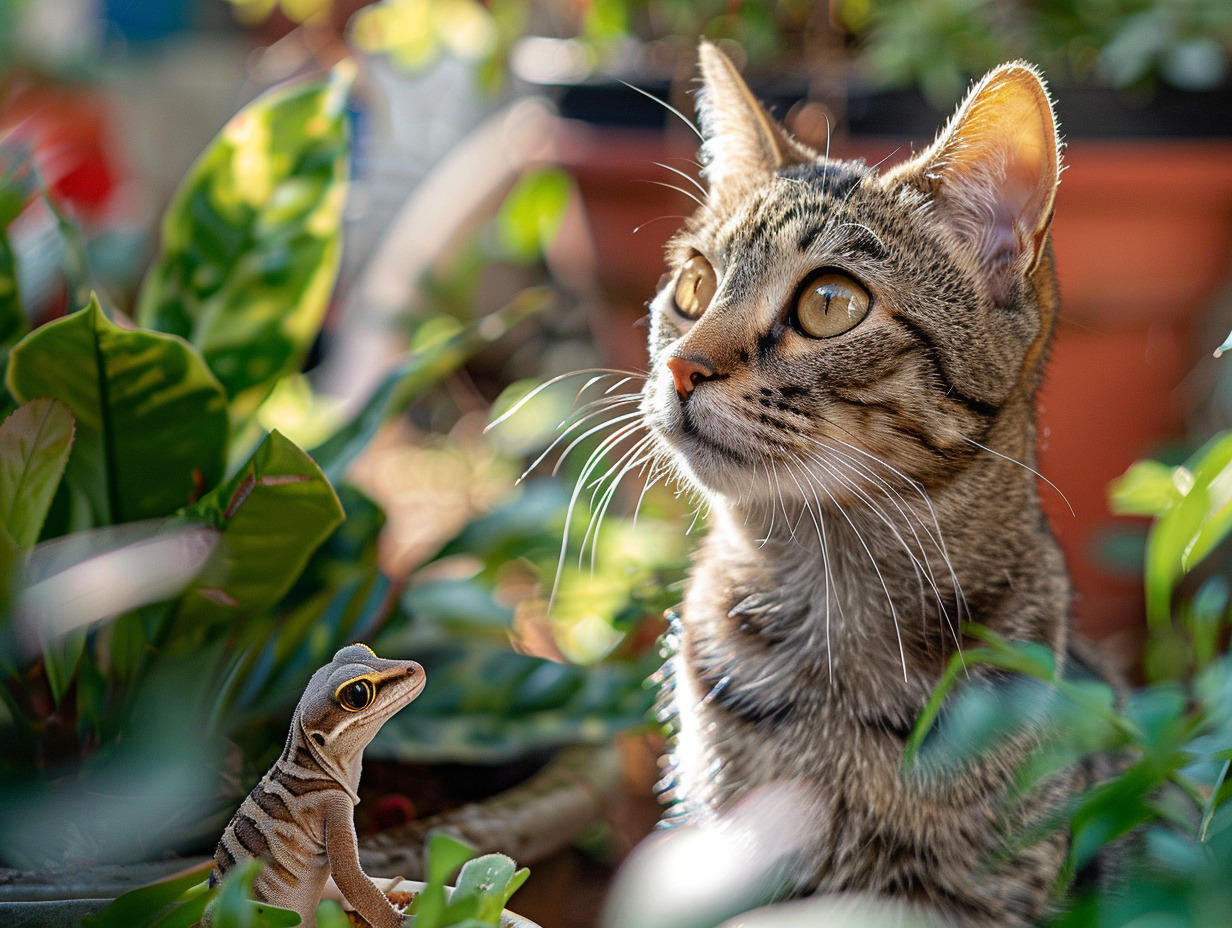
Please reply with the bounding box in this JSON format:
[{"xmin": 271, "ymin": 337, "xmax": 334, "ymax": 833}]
[
  {"xmin": 885, "ymin": 63, "xmax": 1061, "ymax": 303},
  {"xmin": 695, "ymin": 41, "xmax": 814, "ymax": 201}
]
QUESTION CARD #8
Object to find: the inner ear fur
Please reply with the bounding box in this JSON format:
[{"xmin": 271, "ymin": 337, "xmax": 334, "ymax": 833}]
[
  {"xmin": 885, "ymin": 62, "xmax": 1061, "ymax": 302},
  {"xmin": 695, "ymin": 41, "xmax": 816, "ymax": 198}
]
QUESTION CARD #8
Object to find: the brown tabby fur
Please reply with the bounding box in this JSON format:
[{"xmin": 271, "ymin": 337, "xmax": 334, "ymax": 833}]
[{"xmin": 636, "ymin": 43, "xmax": 1119, "ymax": 926}]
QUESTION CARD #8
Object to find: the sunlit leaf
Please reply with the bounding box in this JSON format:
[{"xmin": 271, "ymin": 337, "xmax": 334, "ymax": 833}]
[
  {"xmin": 495, "ymin": 169, "xmax": 571, "ymax": 262},
  {"xmin": 175, "ymin": 430, "xmax": 343, "ymax": 625},
  {"xmin": 0, "ymin": 399, "xmax": 75, "ymax": 548},
  {"xmin": 1143, "ymin": 433, "xmax": 1232, "ymax": 628},
  {"xmin": 6, "ymin": 296, "xmax": 228, "ymax": 527},
  {"xmin": 137, "ymin": 64, "xmax": 353, "ymax": 426},
  {"xmin": 1109, "ymin": 458, "xmax": 1181, "ymax": 518}
]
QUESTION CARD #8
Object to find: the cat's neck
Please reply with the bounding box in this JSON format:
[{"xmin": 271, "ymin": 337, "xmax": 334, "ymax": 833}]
[{"xmin": 689, "ymin": 424, "xmax": 1070, "ymax": 684}]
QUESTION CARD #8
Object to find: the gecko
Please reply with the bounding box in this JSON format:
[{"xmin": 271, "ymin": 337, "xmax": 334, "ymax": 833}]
[{"xmin": 209, "ymin": 644, "xmax": 424, "ymax": 928}]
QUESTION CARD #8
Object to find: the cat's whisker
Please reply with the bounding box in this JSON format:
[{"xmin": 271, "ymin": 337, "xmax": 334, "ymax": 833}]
[
  {"xmin": 810, "ymin": 428, "xmax": 970, "ymax": 639},
  {"xmin": 550, "ymin": 419, "xmax": 648, "ymax": 609},
  {"xmin": 641, "ymin": 180, "xmax": 705, "ymax": 208},
  {"xmin": 801, "ymin": 439, "xmax": 953, "ymax": 630},
  {"xmin": 802, "ymin": 450, "xmax": 948, "ymax": 640},
  {"xmin": 652, "ymin": 161, "xmax": 707, "ymax": 196},
  {"xmin": 549, "ymin": 411, "xmax": 644, "ymax": 478},
  {"xmin": 581, "ymin": 434, "xmax": 654, "ymax": 572},
  {"xmin": 963, "ymin": 437, "xmax": 1075, "ymax": 516},
  {"xmin": 486, "ymin": 368, "xmax": 643, "ymax": 432},
  {"xmin": 633, "ymin": 215, "xmax": 690, "ymax": 235},
  {"xmin": 617, "ymin": 79, "xmax": 704, "ymax": 141},
  {"xmin": 779, "ymin": 454, "xmax": 837, "ymax": 684},
  {"xmin": 520, "ymin": 406, "xmax": 641, "ymax": 483},
  {"xmin": 792, "ymin": 453, "xmax": 908, "ymax": 683}
]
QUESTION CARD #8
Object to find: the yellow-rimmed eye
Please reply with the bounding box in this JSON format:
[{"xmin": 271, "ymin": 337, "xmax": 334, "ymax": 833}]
[
  {"xmin": 673, "ymin": 255, "xmax": 717, "ymax": 319},
  {"xmin": 794, "ymin": 272, "xmax": 871, "ymax": 338},
  {"xmin": 336, "ymin": 678, "xmax": 375, "ymax": 712}
]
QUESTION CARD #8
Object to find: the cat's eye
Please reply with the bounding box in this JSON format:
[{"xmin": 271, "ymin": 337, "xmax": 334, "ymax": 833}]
[
  {"xmin": 673, "ymin": 255, "xmax": 717, "ymax": 320},
  {"xmin": 337, "ymin": 678, "xmax": 375, "ymax": 712},
  {"xmin": 793, "ymin": 272, "xmax": 871, "ymax": 339}
]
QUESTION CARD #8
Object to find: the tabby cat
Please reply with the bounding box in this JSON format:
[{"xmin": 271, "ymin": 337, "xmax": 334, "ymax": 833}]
[{"xmin": 637, "ymin": 43, "xmax": 1114, "ymax": 926}]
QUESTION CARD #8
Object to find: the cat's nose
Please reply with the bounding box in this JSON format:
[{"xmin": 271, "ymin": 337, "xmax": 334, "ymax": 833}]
[{"xmin": 666, "ymin": 356, "xmax": 717, "ymax": 401}]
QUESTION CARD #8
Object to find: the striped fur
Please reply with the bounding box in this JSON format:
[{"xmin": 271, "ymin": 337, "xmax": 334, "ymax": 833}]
[
  {"xmin": 637, "ymin": 44, "xmax": 1120, "ymax": 926},
  {"xmin": 210, "ymin": 645, "xmax": 424, "ymax": 928}
]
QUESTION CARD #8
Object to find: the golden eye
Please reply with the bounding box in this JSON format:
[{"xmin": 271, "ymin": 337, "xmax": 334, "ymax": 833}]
[
  {"xmin": 337, "ymin": 678, "xmax": 375, "ymax": 712},
  {"xmin": 793, "ymin": 272, "xmax": 871, "ymax": 338},
  {"xmin": 673, "ymin": 255, "xmax": 717, "ymax": 320}
]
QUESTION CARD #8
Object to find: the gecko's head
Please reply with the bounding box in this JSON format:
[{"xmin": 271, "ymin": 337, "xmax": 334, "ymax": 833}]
[{"xmin": 296, "ymin": 644, "xmax": 425, "ymax": 760}]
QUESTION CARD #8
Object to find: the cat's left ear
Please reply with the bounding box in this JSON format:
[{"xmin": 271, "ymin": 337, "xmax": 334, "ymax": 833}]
[
  {"xmin": 887, "ymin": 63, "xmax": 1061, "ymax": 301},
  {"xmin": 695, "ymin": 41, "xmax": 815, "ymax": 200}
]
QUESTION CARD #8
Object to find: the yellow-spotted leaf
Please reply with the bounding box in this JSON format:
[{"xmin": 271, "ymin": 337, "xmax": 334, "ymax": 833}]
[
  {"xmin": 6, "ymin": 296, "xmax": 228, "ymax": 527},
  {"xmin": 176, "ymin": 430, "xmax": 343, "ymax": 623},
  {"xmin": 137, "ymin": 64, "xmax": 353, "ymax": 425}
]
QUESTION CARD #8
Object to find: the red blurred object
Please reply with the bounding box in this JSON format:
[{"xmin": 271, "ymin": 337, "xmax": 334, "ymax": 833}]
[
  {"xmin": 372, "ymin": 793, "xmax": 417, "ymax": 829},
  {"xmin": 1, "ymin": 77, "xmax": 126, "ymax": 221}
]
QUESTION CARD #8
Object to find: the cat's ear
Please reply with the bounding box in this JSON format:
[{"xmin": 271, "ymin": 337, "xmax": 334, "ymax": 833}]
[
  {"xmin": 695, "ymin": 41, "xmax": 814, "ymax": 198},
  {"xmin": 887, "ymin": 62, "xmax": 1061, "ymax": 300}
]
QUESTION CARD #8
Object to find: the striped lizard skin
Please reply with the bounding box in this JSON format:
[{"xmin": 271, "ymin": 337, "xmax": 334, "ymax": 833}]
[{"xmin": 209, "ymin": 644, "xmax": 424, "ymax": 928}]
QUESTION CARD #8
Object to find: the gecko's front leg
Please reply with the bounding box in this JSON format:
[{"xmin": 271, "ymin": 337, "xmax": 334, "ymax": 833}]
[{"xmin": 323, "ymin": 792, "xmax": 407, "ymax": 928}]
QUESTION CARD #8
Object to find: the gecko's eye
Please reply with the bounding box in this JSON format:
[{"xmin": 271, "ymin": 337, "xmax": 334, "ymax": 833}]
[{"xmin": 337, "ymin": 678, "xmax": 375, "ymax": 712}]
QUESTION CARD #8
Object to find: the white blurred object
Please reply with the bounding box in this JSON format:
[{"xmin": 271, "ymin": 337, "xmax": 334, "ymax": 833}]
[
  {"xmin": 600, "ymin": 782, "xmax": 817, "ymax": 928},
  {"xmin": 15, "ymin": 521, "xmax": 219, "ymax": 651},
  {"xmin": 717, "ymin": 894, "xmax": 950, "ymax": 928}
]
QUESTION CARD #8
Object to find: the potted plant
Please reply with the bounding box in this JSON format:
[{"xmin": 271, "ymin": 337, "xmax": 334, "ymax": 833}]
[{"xmin": 0, "ymin": 53, "xmax": 683, "ymax": 924}]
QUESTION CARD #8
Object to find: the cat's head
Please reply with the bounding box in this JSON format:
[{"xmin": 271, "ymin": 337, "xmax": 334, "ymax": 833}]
[{"xmin": 642, "ymin": 42, "xmax": 1062, "ymax": 506}]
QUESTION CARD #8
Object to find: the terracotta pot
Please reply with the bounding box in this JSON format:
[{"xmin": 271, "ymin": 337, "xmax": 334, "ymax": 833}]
[{"xmin": 557, "ymin": 121, "xmax": 1232, "ymax": 645}]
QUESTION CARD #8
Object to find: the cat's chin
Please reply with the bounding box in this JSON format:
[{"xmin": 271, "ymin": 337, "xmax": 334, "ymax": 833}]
[{"xmin": 654, "ymin": 422, "xmax": 764, "ymax": 501}]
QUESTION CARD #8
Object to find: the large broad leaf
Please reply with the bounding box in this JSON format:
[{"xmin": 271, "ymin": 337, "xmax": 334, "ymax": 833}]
[
  {"xmin": 175, "ymin": 430, "xmax": 344, "ymax": 625},
  {"xmin": 0, "ymin": 399, "xmax": 74, "ymax": 547},
  {"xmin": 137, "ymin": 64, "xmax": 353, "ymax": 424},
  {"xmin": 6, "ymin": 296, "xmax": 228, "ymax": 528}
]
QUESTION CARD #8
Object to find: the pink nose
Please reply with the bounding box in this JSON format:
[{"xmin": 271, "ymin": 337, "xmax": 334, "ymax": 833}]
[{"xmin": 666, "ymin": 356, "xmax": 716, "ymax": 400}]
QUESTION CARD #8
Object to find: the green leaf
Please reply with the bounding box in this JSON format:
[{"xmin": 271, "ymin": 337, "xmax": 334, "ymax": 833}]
[
  {"xmin": 176, "ymin": 430, "xmax": 342, "ymax": 624},
  {"xmin": 6, "ymin": 296, "xmax": 228, "ymax": 527},
  {"xmin": 454, "ymin": 853, "xmax": 519, "ymax": 924},
  {"xmin": 0, "ymin": 399, "xmax": 74, "ymax": 547},
  {"xmin": 427, "ymin": 831, "xmax": 477, "ymax": 886},
  {"xmin": 1109, "ymin": 459, "xmax": 1182, "ymax": 518},
  {"xmin": 1144, "ymin": 433, "xmax": 1232, "ymax": 627},
  {"xmin": 81, "ymin": 861, "xmax": 213, "ymax": 928},
  {"xmin": 310, "ymin": 287, "xmax": 551, "ymax": 484},
  {"xmin": 494, "ymin": 168, "xmax": 571, "ymax": 262},
  {"xmin": 313, "ymin": 900, "xmax": 350, "ymax": 928},
  {"xmin": 137, "ymin": 64, "xmax": 354, "ymax": 425},
  {"xmin": 413, "ymin": 832, "xmax": 479, "ymax": 928}
]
